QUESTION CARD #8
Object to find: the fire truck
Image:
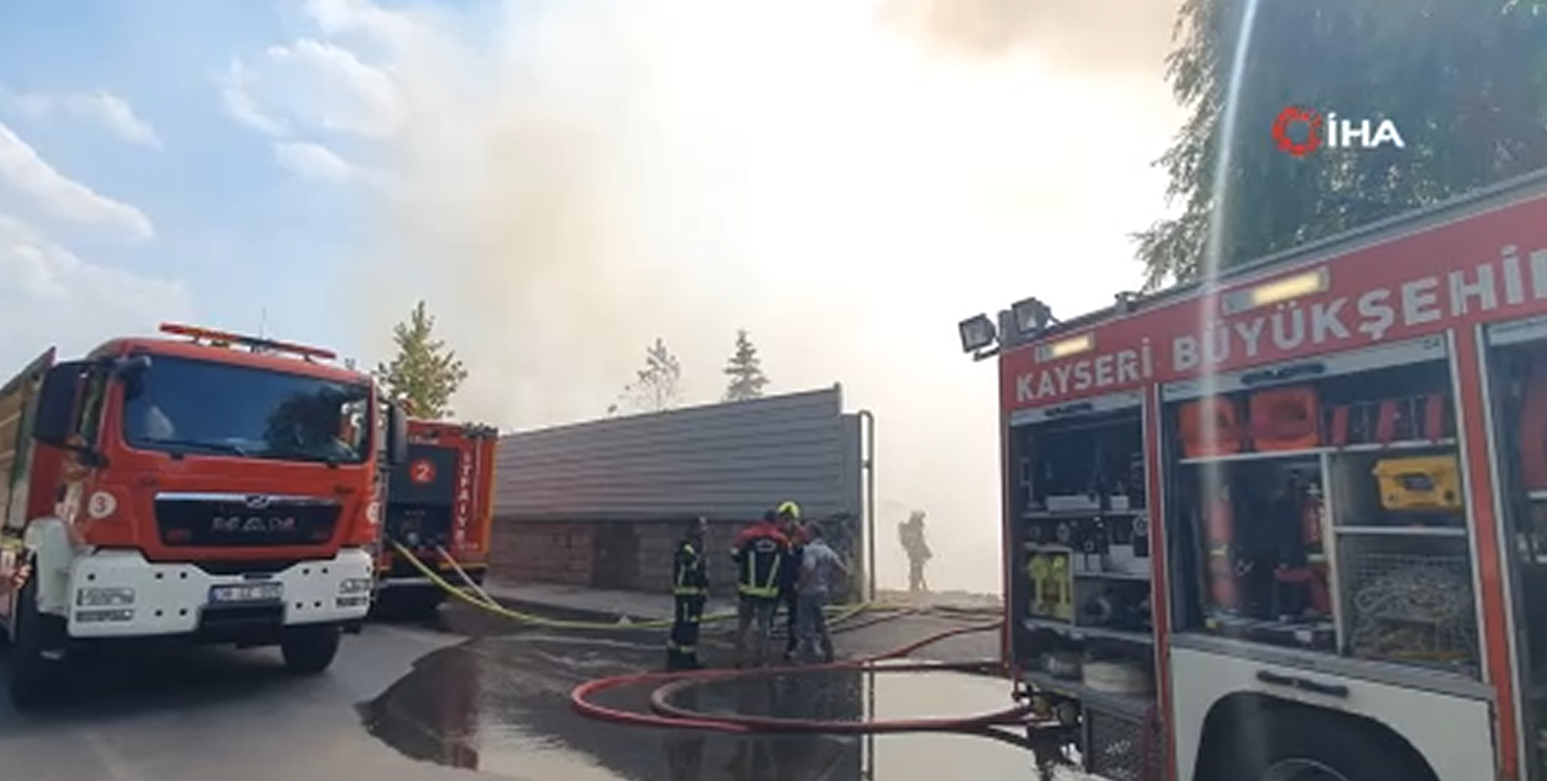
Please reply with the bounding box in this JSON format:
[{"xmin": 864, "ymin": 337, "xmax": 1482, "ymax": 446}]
[
  {"xmin": 372, "ymin": 418, "xmax": 497, "ymax": 617},
  {"xmin": 0, "ymin": 323, "xmax": 407, "ymax": 708},
  {"xmin": 962, "ymin": 171, "xmax": 1547, "ymax": 781}
]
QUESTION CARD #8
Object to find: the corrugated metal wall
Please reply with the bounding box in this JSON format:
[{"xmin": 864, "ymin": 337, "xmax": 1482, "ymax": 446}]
[{"xmin": 493, "ymin": 386, "xmax": 858, "ymax": 522}]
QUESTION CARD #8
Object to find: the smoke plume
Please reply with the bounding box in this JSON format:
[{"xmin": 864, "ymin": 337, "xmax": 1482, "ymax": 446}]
[{"xmin": 347, "ymin": 0, "xmax": 1183, "ymax": 593}]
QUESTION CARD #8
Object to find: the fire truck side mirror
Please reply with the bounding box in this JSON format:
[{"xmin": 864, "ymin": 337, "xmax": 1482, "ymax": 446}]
[
  {"xmin": 31, "ymin": 361, "xmax": 91, "ymax": 448},
  {"xmin": 385, "ymin": 403, "xmax": 409, "ymax": 466}
]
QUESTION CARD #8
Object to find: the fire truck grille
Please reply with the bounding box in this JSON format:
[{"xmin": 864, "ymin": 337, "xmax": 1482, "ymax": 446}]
[{"xmin": 154, "ymin": 494, "xmax": 342, "ymax": 548}]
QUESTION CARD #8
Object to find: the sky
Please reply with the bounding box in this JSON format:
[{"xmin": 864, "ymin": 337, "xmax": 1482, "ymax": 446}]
[{"xmin": 0, "ymin": 0, "xmax": 1186, "ymax": 594}]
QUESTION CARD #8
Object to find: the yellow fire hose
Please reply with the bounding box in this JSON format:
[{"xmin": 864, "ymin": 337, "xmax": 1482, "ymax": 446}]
[{"xmin": 390, "ymin": 541, "xmax": 896, "ymax": 631}]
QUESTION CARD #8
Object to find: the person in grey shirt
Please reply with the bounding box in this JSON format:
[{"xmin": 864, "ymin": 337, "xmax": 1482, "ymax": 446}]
[{"xmin": 794, "ymin": 523, "xmax": 849, "ymax": 664}]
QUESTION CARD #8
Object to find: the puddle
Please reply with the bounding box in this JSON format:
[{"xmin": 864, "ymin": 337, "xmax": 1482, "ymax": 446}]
[{"xmin": 360, "ymin": 633, "xmax": 1083, "ymax": 781}]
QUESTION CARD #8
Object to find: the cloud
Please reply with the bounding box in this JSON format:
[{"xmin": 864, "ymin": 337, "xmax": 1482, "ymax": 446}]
[
  {"xmin": 0, "ymin": 119, "xmax": 155, "ymax": 240},
  {"xmin": 221, "ymin": 40, "xmax": 405, "ymax": 141},
  {"xmin": 217, "ymin": 60, "xmax": 290, "ymax": 136},
  {"xmin": 272, "ymin": 139, "xmax": 355, "ymax": 181},
  {"xmin": 0, "ymin": 213, "xmax": 191, "ymax": 370},
  {"xmin": 1, "ymin": 85, "xmax": 162, "ymax": 148},
  {"xmin": 300, "ymin": 0, "xmax": 417, "ymax": 48}
]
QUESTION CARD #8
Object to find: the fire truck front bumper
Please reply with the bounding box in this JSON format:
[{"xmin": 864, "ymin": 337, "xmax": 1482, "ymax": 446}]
[{"xmin": 66, "ymin": 548, "xmax": 375, "ymax": 639}]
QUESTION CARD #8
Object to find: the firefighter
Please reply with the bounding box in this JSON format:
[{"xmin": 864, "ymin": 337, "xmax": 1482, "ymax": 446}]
[
  {"xmin": 774, "ymin": 500, "xmax": 805, "ymax": 662},
  {"xmin": 667, "ymin": 516, "xmax": 710, "ymax": 671},
  {"xmin": 731, "ymin": 510, "xmax": 791, "ymax": 668}
]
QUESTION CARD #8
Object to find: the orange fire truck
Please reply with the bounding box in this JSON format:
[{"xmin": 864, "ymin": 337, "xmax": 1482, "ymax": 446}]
[
  {"xmin": 372, "ymin": 418, "xmax": 497, "ymax": 617},
  {"xmin": 963, "ymin": 171, "xmax": 1547, "ymax": 781},
  {"xmin": 0, "ymin": 323, "xmax": 407, "ymax": 708}
]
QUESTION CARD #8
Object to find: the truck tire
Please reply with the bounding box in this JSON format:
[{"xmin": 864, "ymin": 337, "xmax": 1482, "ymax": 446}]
[
  {"xmin": 7, "ymin": 577, "xmax": 64, "ymax": 710},
  {"xmin": 1205, "ymin": 709, "xmax": 1435, "ymax": 781},
  {"xmin": 279, "ymin": 624, "xmax": 342, "ymax": 676}
]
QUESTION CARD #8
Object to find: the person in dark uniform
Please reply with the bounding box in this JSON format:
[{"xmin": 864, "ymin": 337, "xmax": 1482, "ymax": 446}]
[
  {"xmin": 773, "ymin": 500, "xmax": 805, "ymax": 662},
  {"xmin": 666, "ymin": 516, "xmax": 710, "ymax": 671},
  {"xmin": 731, "ymin": 510, "xmax": 790, "ymax": 668}
]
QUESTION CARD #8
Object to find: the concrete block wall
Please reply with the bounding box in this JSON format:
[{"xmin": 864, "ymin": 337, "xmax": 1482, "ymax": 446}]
[
  {"xmin": 489, "ymin": 518, "xmax": 739, "ymax": 593},
  {"xmin": 487, "ymin": 521, "xmax": 596, "ymax": 585},
  {"xmin": 490, "ymin": 517, "xmax": 861, "ymax": 601}
]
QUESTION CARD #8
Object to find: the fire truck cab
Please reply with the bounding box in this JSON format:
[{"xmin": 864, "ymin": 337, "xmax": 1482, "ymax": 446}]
[
  {"xmin": 373, "ymin": 418, "xmax": 498, "ymax": 618},
  {"xmin": 968, "ymin": 172, "xmax": 1547, "ymax": 780},
  {"xmin": 0, "ymin": 324, "xmax": 408, "ymax": 709}
]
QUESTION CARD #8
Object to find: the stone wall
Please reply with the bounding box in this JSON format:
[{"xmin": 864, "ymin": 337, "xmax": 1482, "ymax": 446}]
[{"xmin": 489, "ymin": 517, "xmax": 863, "ymax": 599}]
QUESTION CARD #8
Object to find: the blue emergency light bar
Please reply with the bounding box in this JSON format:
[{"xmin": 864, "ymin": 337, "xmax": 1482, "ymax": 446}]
[{"xmin": 159, "ymin": 322, "xmax": 339, "ymax": 361}]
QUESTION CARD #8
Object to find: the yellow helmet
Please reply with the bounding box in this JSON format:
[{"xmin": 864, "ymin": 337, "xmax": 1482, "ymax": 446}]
[{"xmin": 776, "ymin": 500, "xmax": 802, "ymax": 520}]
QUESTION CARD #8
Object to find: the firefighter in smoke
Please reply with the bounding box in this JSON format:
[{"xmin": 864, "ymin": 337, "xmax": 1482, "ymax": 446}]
[
  {"xmin": 730, "ymin": 509, "xmax": 791, "ymax": 668},
  {"xmin": 774, "ymin": 500, "xmax": 806, "ymax": 662},
  {"xmin": 899, "ymin": 510, "xmax": 932, "ymax": 594},
  {"xmin": 667, "ymin": 516, "xmax": 710, "ymax": 671}
]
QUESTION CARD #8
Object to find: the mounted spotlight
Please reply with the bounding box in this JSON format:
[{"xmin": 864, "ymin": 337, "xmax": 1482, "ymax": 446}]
[
  {"xmin": 1010, "ymin": 297, "xmax": 1055, "ymax": 336},
  {"xmin": 958, "ymin": 313, "xmax": 998, "ymax": 354}
]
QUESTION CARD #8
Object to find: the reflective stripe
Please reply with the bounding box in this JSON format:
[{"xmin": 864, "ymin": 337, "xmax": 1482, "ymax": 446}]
[
  {"xmin": 675, "ymin": 542, "xmax": 704, "ymax": 594},
  {"xmin": 738, "ymin": 584, "xmax": 779, "ymax": 598},
  {"xmin": 667, "ymin": 642, "xmax": 697, "ymax": 653}
]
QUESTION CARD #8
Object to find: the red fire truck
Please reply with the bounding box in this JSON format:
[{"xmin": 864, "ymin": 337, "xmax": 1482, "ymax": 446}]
[
  {"xmin": 372, "ymin": 418, "xmax": 497, "ymax": 617},
  {"xmin": 964, "ymin": 171, "xmax": 1547, "ymax": 781},
  {"xmin": 0, "ymin": 323, "xmax": 407, "ymax": 708}
]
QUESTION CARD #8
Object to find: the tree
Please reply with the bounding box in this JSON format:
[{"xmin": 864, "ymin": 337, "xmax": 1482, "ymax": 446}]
[
  {"xmin": 615, "ymin": 337, "xmax": 682, "ymax": 413},
  {"xmin": 373, "ymin": 300, "xmax": 468, "ymax": 419},
  {"xmin": 722, "ymin": 329, "xmax": 770, "ymax": 402},
  {"xmin": 1134, "ymin": 0, "xmax": 1547, "ymax": 289}
]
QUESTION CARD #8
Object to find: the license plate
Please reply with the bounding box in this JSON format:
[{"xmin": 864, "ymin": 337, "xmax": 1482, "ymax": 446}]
[{"xmin": 209, "ymin": 582, "xmax": 283, "ymax": 604}]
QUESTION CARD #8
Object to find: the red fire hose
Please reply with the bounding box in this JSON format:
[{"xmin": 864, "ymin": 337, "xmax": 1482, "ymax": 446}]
[{"xmin": 569, "ymin": 619, "xmax": 1039, "ymax": 735}]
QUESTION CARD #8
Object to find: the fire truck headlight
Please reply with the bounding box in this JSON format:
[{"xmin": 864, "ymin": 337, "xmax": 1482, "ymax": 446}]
[
  {"xmin": 77, "ymin": 586, "xmax": 136, "ymax": 607},
  {"xmin": 958, "ymin": 314, "xmax": 997, "ymax": 353},
  {"xmin": 339, "ymin": 578, "xmax": 374, "ymax": 595}
]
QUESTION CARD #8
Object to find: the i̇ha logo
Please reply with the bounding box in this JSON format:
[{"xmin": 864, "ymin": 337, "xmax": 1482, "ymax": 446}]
[{"xmin": 1272, "ymin": 106, "xmax": 1406, "ymax": 158}]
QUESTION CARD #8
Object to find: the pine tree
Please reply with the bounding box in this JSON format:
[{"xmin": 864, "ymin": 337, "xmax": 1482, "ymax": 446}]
[
  {"xmin": 722, "ymin": 329, "xmax": 769, "ymax": 402},
  {"xmin": 616, "ymin": 337, "xmax": 682, "ymax": 413},
  {"xmin": 373, "ymin": 300, "xmax": 468, "ymax": 419}
]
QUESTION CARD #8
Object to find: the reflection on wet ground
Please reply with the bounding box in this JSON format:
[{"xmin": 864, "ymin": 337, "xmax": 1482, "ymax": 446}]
[{"xmin": 360, "ymin": 627, "xmax": 1044, "ymax": 781}]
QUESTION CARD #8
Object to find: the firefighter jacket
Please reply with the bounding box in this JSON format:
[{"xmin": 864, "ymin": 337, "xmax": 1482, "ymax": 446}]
[
  {"xmin": 780, "ymin": 526, "xmax": 807, "ymax": 593},
  {"xmin": 673, "ymin": 538, "xmax": 709, "ymax": 597},
  {"xmin": 730, "ymin": 521, "xmax": 790, "ymax": 599}
]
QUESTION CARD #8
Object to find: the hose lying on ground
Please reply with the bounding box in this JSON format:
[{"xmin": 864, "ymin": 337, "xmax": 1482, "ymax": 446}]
[
  {"xmin": 391, "ymin": 541, "xmax": 896, "ymax": 631},
  {"xmin": 570, "ymin": 619, "xmax": 1035, "ymax": 736},
  {"xmin": 396, "ymin": 542, "xmax": 1030, "ymax": 738}
]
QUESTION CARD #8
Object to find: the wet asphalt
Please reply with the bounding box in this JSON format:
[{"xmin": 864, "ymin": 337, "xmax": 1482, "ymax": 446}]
[{"xmin": 0, "ymin": 605, "xmax": 1075, "ymax": 781}]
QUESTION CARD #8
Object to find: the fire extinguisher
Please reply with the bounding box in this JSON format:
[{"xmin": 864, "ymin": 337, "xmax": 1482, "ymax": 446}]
[
  {"xmin": 1301, "ymin": 481, "xmax": 1332, "ymax": 616},
  {"xmin": 1203, "ymin": 485, "xmax": 1240, "ymax": 611}
]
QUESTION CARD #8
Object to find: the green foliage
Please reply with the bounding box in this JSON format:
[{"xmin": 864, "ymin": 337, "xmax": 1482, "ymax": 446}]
[
  {"xmin": 372, "ymin": 301, "xmax": 468, "ymax": 420},
  {"xmin": 722, "ymin": 329, "xmax": 769, "ymax": 402},
  {"xmin": 613, "ymin": 337, "xmax": 682, "ymax": 414},
  {"xmin": 1135, "ymin": 0, "xmax": 1547, "ymax": 289}
]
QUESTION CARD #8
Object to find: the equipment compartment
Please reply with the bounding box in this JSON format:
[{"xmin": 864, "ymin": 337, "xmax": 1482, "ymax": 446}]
[
  {"xmin": 1008, "ymin": 398, "xmax": 1158, "ymax": 781},
  {"xmin": 1163, "ymin": 338, "xmax": 1476, "ymax": 664},
  {"xmin": 1337, "ymin": 533, "xmax": 1478, "ymax": 672}
]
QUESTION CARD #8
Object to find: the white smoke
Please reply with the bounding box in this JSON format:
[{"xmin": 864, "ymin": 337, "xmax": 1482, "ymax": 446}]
[{"xmin": 316, "ymin": 0, "xmax": 1183, "ymax": 593}]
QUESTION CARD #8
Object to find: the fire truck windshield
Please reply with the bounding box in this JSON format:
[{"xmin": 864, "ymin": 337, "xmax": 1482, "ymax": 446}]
[{"xmin": 120, "ymin": 355, "xmax": 372, "ymax": 465}]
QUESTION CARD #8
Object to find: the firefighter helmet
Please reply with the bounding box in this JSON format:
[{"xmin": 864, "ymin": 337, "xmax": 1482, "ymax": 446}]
[{"xmin": 776, "ymin": 500, "xmax": 802, "ymax": 520}]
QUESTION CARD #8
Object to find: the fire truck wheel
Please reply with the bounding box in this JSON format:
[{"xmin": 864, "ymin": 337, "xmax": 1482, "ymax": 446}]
[
  {"xmin": 1207, "ymin": 708, "xmax": 1435, "ymax": 781},
  {"xmin": 279, "ymin": 624, "xmax": 342, "ymax": 676},
  {"xmin": 7, "ymin": 577, "xmax": 64, "ymax": 710}
]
